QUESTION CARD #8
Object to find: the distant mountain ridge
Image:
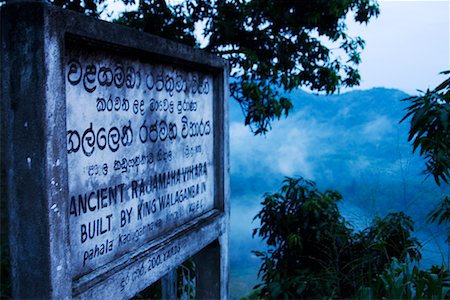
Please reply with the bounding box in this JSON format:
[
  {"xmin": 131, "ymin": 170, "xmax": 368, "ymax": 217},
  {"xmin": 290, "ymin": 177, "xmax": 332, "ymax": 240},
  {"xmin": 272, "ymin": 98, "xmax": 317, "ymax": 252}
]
[
  {"xmin": 230, "ymin": 87, "xmax": 410, "ymax": 123},
  {"xmin": 230, "ymin": 87, "xmax": 416, "ymax": 189}
]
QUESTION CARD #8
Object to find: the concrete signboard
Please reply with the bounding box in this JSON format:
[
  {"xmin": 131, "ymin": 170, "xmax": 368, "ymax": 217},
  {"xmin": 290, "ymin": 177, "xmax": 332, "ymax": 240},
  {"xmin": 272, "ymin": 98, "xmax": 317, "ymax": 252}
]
[
  {"xmin": 66, "ymin": 47, "xmax": 216, "ymax": 278},
  {"xmin": 1, "ymin": 2, "xmax": 229, "ymax": 299}
]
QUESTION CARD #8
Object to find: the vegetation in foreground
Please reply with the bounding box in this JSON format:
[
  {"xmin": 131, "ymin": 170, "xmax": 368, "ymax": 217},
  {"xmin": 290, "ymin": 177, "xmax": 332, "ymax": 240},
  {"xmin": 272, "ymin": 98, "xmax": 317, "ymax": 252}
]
[{"xmin": 250, "ymin": 177, "xmax": 449, "ymax": 299}]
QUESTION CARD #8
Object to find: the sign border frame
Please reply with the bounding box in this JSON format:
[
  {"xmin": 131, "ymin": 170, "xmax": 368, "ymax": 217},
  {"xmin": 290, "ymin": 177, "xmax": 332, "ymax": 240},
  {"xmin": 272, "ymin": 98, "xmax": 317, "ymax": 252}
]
[{"xmin": 2, "ymin": 2, "xmax": 229, "ymax": 299}]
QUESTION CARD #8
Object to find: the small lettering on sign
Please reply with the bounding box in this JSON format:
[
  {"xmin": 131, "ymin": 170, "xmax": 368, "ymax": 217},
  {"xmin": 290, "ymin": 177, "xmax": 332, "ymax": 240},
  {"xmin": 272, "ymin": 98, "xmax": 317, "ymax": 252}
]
[
  {"xmin": 118, "ymin": 242, "xmax": 182, "ymax": 292},
  {"xmin": 66, "ymin": 48, "xmax": 215, "ymax": 277}
]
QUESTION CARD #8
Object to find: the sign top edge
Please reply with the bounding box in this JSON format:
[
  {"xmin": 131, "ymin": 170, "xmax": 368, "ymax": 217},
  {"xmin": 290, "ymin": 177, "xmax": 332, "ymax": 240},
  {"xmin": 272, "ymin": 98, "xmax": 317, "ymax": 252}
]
[{"xmin": 2, "ymin": 1, "xmax": 229, "ymax": 71}]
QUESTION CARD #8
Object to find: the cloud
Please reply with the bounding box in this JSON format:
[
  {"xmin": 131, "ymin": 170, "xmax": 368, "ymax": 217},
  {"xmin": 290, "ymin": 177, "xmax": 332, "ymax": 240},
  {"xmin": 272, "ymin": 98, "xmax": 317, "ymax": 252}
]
[
  {"xmin": 272, "ymin": 128, "xmax": 313, "ymax": 177},
  {"xmin": 230, "ymin": 113, "xmax": 336, "ymax": 180},
  {"xmin": 362, "ymin": 115, "xmax": 393, "ymax": 142}
]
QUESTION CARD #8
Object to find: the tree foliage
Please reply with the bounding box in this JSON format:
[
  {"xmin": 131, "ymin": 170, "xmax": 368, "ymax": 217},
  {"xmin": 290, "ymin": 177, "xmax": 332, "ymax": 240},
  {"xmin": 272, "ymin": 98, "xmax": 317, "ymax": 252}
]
[
  {"xmin": 50, "ymin": 0, "xmax": 107, "ymax": 17},
  {"xmin": 400, "ymin": 70, "xmax": 450, "ymax": 242},
  {"xmin": 115, "ymin": 0, "xmax": 203, "ymax": 47},
  {"xmin": 50, "ymin": 0, "xmax": 379, "ymax": 134},
  {"xmin": 202, "ymin": 0, "xmax": 379, "ymax": 134},
  {"xmin": 400, "ymin": 71, "xmax": 450, "ymax": 185},
  {"xmin": 252, "ymin": 177, "xmax": 425, "ymax": 299},
  {"xmin": 358, "ymin": 259, "xmax": 450, "ymax": 299},
  {"xmin": 427, "ymin": 196, "xmax": 450, "ymax": 242},
  {"xmin": 252, "ymin": 177, "xmax": 351, "ymax": 298}
]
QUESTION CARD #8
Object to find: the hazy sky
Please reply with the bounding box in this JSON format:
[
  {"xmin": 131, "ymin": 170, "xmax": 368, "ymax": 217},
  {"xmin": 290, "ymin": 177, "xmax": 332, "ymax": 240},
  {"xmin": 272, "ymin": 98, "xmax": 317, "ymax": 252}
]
[{"xmin": 346, "ymin": 0, "xmax": 449, "ymax": 94}]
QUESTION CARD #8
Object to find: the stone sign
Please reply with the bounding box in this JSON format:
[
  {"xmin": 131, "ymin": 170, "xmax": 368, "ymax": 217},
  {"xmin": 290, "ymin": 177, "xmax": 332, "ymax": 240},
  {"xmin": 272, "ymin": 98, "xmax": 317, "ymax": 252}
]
[
  {"xmin": 2, "ymin": 2, "xmax": 229, "ymax": 299},
  {"xmin": 66, "ymin": 47, "xmax": 216, "ymax": 277}
]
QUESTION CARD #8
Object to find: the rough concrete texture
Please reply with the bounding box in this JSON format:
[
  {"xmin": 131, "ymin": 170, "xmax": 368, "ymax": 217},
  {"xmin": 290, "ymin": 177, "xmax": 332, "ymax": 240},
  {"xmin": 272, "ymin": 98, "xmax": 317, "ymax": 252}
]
[{"xmin": 2, "ymin": 1, "xmax": 229, "ymax": 299}]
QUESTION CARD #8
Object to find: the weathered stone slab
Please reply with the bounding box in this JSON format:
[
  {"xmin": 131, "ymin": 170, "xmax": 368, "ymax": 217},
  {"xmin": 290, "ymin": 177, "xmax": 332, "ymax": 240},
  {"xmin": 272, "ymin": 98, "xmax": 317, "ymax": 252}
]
[{"xmin": 66, "ymin": 47, "xmax": 216, "ymax": 278}]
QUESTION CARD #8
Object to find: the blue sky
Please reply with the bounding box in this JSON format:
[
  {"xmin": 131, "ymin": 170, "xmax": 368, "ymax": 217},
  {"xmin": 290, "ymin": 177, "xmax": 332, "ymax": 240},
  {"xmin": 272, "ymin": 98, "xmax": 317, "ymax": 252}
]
[{"xmin": 346, "ymin": 0, "xmax": 449, "ymax": 94}]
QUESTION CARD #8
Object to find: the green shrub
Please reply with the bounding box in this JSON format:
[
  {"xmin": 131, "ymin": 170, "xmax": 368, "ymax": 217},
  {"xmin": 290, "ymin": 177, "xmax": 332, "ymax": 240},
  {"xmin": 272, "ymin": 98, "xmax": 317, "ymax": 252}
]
[{"xmin": 252, "ymin": 177, "xmax": 443, "ymax": 299}]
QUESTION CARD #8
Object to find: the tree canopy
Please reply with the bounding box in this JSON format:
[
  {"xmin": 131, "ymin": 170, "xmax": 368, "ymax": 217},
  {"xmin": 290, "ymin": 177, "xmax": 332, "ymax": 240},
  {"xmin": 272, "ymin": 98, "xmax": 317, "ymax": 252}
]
[{"xmin": 50, "ymin": 0, "xmax": 379, "ymax": 134}]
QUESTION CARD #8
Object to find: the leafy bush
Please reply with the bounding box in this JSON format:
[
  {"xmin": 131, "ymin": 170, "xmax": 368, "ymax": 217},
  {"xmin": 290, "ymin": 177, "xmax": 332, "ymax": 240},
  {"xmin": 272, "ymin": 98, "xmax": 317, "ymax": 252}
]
[
  {"xmin": 358, "ymin": 259, "xmax": 450, "ymax": 299},
  {"xmin": 252, "ymin": 177, "xmax": 351, "ymax": 298},
  {"xmin": 252, "ymin": 176, "xmax": 446, "ymax": 299}
]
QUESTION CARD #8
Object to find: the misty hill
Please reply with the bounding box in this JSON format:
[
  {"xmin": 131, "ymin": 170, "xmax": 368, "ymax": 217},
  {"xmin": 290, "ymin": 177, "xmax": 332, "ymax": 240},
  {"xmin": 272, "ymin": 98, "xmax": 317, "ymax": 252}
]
[{"xmin": 229, "ymin": 87, "xmax": 449, "ymax": 299}]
